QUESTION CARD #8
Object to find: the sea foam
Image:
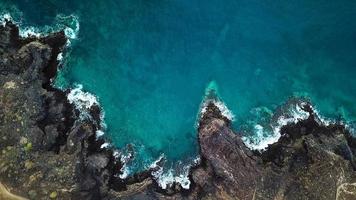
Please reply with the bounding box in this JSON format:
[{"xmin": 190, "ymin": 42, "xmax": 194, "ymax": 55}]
[
  {"xmin": 68, "ymin": 84, "xmax": 98, "ymax": 110},
  {"xmin": 148, "ymin": 155, "xmax": 200, "ymax": 190},
  {"xmin": 242, "ymin": 101, "xmax": 311, "ymax": 150},
  {"xmin": 0, "ymin": 13, "xmax": 79, "ymax": 46},
  {"xmin": 119, "ymin": 151, "xmax": 133, "ymax": 179},
  {"xmin": 199, "ymin": 80, "xmax": 235, "ymax": 122},
  {"xmin": 150, "ymin": 157, "xmax": 193, "ymax": 190},
  {"xmin": 0, "ymin": 13, "xmax": 12, "ymax": 27},
  {"xmin": 240, "ymin": 100, "xmax": 352, "ymax": 151}
]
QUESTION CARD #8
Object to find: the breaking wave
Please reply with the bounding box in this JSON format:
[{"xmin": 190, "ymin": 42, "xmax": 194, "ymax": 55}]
[
  {"xmin": 67, "ymin": 84, "xmax": 98, "ymax": 115},
  {"xmin": 242, "ymin": 100, "xmax": 310, "ymax": 150},
  {"xmin": 241, "ymin": 98, "xmax": 355, "ymax": 151},
  {"xmin": 149, "ymin": 155, "xmax": 200, "ymax": 190},
  {"xmin": 198, "ymin": 80, "xmax": 235, "ymax": 123},
  {"xmin": 67, "ymin": 84, "xmax": 107, "ymax": 138},
  {"xmin": 1, "ymin": 12, "xmax": 79, "ymax": 43}
]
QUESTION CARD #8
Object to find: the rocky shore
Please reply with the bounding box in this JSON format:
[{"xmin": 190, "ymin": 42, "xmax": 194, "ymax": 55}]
[{"xmin": 1, "ymin": 21, "xmax": 356, "ymax": 200}]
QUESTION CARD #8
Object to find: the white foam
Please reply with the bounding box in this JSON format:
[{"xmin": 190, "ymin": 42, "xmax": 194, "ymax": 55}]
[
  {"xmin": 19, "ymin": 27, "xmax": 42, "ymax": 38},
  {"xmin": 0, "ymin": 13, "xmax": 12, "ymax": 27},
  {"xmin": 213, "ymin": 100, "xmax": 235, "ymax": 121},
  {"xmin": 242, "ymin": 102, "xmax": 310, "ymax": 150},
  {"xmin": 200, "ymin": 99, "xmax": 235, "ymax": 121},
  {"xmin": 312, "ymin": 108, "xmax": 333, "ymax": 126},
  {"xmin": 64, "ymin": 22, "xmax": 79, "ymax": 40},
  {"xmin": 100, "ymin": 142, "xmax": 110, "ymax": 149},
  {"xmin": 119, "ymin": 152, "xmax": 133, "ymax": 179},
  {"xmin": 242, "ymin": 124, "xmax": 281, "ymax": 150},
  {"xmin": 99, "ymin": 110, "xmax": 107, "ymax": 131},
  {"xmin": 149, "ymin": 155, "xmax": 195, "ymax": 190},
  {"xmin": 346, "ymin": 124, "xmax": 356, "ymax": 135},
  {"xmin": 153, "ymin": 166, "xmax": 191, "ymax": 190},
  {"xmin": 192, "ymin": 156, "xmax": 201, "ymax": 165},
  {"xmin": 57, "ymin": 52, "xmax": 63, "ymax": 61},
  {"xmin": 199, "ymin": 81, "xmax": 235, "ymax": 122},
  {"xmin": 68, "ymin": 84, "xmax": 97, "ymax": 109},
  {"xmin": 96, "ymin": 130, "xmax": 105, "ymax": 138},
  {"xmin": 113, "ymin": 150, "xmax": 120, "ymax": 158},
  {"xmin": 149, "ymin": 154, "xmax": 165, "ymax": 169},
  {"xmin": 119, "ymin": 166, "xmax": 130, "ymax": 179},
  {"xmin": 1, "ymin": 13, "xmax": 79, "ymax": 47},
  {"xmin": 174, "ymin": 165, "xmax": 191, "ymax": 189},
  {"xmin": 59, "ymin": 14, "xmax": 80, "ymax": 47}
]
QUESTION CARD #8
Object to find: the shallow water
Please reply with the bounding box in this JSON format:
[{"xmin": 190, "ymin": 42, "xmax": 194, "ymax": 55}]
[{"xmin": 2, "ymin": 0, "xmax": 356, "ymax": 183}]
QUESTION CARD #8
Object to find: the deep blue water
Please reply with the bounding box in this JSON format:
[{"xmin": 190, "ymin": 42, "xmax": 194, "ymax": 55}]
[{"xmin": 1, "ymin": 0, "xmax": 356, "ymax": 180}]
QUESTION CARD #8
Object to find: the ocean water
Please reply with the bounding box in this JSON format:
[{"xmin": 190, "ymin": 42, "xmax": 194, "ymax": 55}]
[{"xmin": 1, "ymin": 0, "xmax": 356, "ymax": 187}]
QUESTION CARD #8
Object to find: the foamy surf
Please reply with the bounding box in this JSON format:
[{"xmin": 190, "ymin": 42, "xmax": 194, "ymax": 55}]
[
  {"xmin": 116, "ymin": 152, "xmax": 200, "ymax": 190},
  {"xmin": 199, "ymin": 80, "xmax": 235, "ymax": 122},
  {"xmin": 68, "ymin": 84, "xmax": 98, "ymax": 110},
  {"xmin": 152, "ymin": 167, "xmax": 191, "ymax": 190},
  {"xmin": 67, "ymin": 84, "xmax": 108, "ymax": 142},
  {"xmin": 242, "ymin": 101, "xmax": 311, "ymax": 150},
  {"xmin": 118, "ymin": 151, "xmax": 133, "ymax": 179},
  {"xmin": 241, "ymin": 99, "xmax": 355, "ymax": 151},
  {"xmin": 0, "ymin": 13, "xmax": 79, "ymax": 45},
  {"xmin": 0, "ymin": 13, "xmax": 12, "ymax": 27},
  {"xmin": 150, "ymin": 155, "xmax": 199, "ymax": 190}
]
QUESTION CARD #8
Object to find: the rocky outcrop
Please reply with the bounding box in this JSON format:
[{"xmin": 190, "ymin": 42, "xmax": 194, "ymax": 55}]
[
  {"xmin": 194, "ymin": 103, "xmax": 261, "ymax": 199},
  {"xmin": 191, "ymin": 102, "xmax": 356, "ymax": 200},
  {"xmin": 1, "ymin": 21, "xmax": 356, "ymax": 200},
  {"xmin": 0, "ymin": 21, "xmax": 77, "ymax": 199},
  {"xmin": 0, "ymin": 21, "xmax": 122, "ymax": 200}
]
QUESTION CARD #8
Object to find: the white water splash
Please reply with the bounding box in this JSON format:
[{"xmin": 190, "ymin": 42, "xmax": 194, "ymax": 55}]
[
  {"xmin": 200, "ymin": 99, "xmax": 235, "ymax": 121},
  {"xmin": 149, "ymin": 154, "xmax": 165, "ymax": 169},
  {"xmin": 57, "ymin": 52, "xmax": 63, "ymax": 61},
  {"xmin": 199, "ymin": 81, "xmax": 235, "ymax": 121},
  {"xmin": 1, "ymin": 13, "xmax": 79, "ymax": 46},
  {"xmin": 151, "ymin": 166, "xmax": 191, "ymax": 190},
  {"xmin": 60, "ymin": 14, "xmax": 80, "ymax": 40},
  {"xmin": 68, "ymin": 84, "xmax": 97, "ymax": 109},
  {"xmin": 113, "ymin": 150, "xmax": 120, "ymax": 158},
  {"xmin": 242, "ymin": 102, "xmax": 310, "ymax": 150},
  {"xmin": 67, "ymin": 84, "xmax": 98, "ymax": 120},
  {"xmin": 100, "ymin": 142, "xmax": 110, "ymax": 149},
  {"xmin": 119, "ymin": 152, "xmax": 133, "ymax": 179},
  {"xmin": 96, "ymin": 130, "xmax": 105, "ymax": 138},
  {"xmin": 241, "ymin": 100, "xmax": 356, "ymax": 151},
  {"xmin": 0, "ymin": 13, "xmax": 12, "ymax": 27},
  {"xmin": 149, "ymin": 155, "xmax": 200, "ymax": 190},
  {"xmin": 19, "ymin": 26, "xmax": 41, "ymax": 37},
  {"xmin": 242, "ymin": 124, "xmax": 280, "ymax": 150}
]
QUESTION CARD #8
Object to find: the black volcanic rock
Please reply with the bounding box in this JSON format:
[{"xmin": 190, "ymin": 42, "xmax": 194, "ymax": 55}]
[
  {"xmin": 0, "ymin": 21, "xmax": 118, "ymax": 200},
  {"xmin": 1, "ymin": 21, "xmax": 356, "ymax": 200},
  {"xmin": 193, "ymin": 102, "xmax": 356, "ymax": 200},
  {"xmin": 194, "ymin": 102, "xmax": 261, "ymax": 199}
]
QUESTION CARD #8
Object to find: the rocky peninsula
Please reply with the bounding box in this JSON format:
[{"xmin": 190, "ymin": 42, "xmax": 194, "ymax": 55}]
[{"xmin": 1, "ymin": 21, "xmax": 356, "ymax": 200}]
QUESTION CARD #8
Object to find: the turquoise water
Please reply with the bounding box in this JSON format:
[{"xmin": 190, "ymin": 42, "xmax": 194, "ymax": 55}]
[{"xmin": 2, "ymin": 0, "xmax": 356, "ymax": 178}]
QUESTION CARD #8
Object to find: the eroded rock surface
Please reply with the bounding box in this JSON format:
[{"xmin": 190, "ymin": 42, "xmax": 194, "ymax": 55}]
[
  {"xmin": 195, "ymin": 102, "xmax": 356, "ymax": 200},
  {"xmin": 0, "ymin": 21, "xmax": 121, "ymax": 200}
]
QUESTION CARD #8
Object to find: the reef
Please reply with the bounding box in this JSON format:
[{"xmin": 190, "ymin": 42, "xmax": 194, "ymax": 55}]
[{"xmin": 1, "ymin": 21, "xmax": 356, "ymax": 200}]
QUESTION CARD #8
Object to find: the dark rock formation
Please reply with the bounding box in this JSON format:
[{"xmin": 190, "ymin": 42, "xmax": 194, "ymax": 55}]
[
  {"xmin": 0, "ymin": 21, "xmax": 121, "ymax": 200},
  {"xmin": 194, "ymin": 102, "xmax": 261, "ymax": 199},
  {"xmin": 1, "ymin": 21, "xmax": 356, "ymax": 200},
  {"xmin": 191, "ymin": 102, "xmax": 356, "ymax": 200}
]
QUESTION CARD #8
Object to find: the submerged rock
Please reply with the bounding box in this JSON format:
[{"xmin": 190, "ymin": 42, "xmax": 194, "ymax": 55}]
[{"xmin": 1, "ymin": 20, "xmax": 356, "ymax": 200}]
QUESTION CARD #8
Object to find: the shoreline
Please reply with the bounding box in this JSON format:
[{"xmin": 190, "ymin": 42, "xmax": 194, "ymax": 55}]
[{"xmin": 1, "ymin": 19, "xmax": 356, "ymax": 200}]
